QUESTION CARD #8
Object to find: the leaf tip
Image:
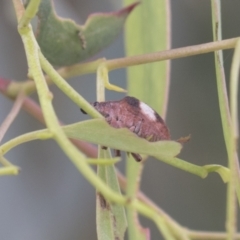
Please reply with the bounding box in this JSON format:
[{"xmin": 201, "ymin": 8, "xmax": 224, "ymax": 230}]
[{"xmin": 117, "ymin": 2, "xmax": 140, "ymax": 16}]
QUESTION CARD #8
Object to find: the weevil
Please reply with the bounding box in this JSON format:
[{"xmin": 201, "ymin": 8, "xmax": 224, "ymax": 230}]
[{"xmin": 81, "ymin": 96, "xmax": 170, "ymax": 161}]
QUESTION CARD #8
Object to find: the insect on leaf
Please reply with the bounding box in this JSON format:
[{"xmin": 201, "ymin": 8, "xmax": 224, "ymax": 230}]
[{"xmin": 63, "ymin": 119, "xmax": 182, "ymax": 159}]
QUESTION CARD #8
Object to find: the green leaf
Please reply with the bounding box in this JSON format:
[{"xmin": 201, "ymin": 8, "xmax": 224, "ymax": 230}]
[
  {"xmin": 124, "ymin": 0, "xmax": 171, "ymax": 116},
  {"xmin": 96, "ymin": 148, "xmax": 127, "ymax": 240},
  {"xmin": 63, "ymin": 119, "xmax": 181, "ymax": 158},
  {"xmin": 32, "ymin": 0, "xmax": 139, "ymax": 66},
  {"xmin": 203, "ymin": 164, "xmax": 230, "ymax": 183},
  {"xmin": 126, "ymin": 155, "xmax": 150, "ymax": 240}
]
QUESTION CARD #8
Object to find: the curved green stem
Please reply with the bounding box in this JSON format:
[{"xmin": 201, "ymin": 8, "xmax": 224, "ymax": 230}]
[
  {"xmin": 0, "ymin": 91, "xmax": 25, "ymax": 143},
  {"xmin": 0, "ymin": 129, "xmax": 51, "ymax": 155},
  {"xmin": 39, "ymin": 52, "xmax": 102, "ymax": 119}
]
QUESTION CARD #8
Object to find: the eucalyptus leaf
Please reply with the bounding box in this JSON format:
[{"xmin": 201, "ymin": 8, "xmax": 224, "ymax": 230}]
[
  {"xmin": 126, "ymin": 155, "xmax": 150, "ymax": 240},
  {"xmin": 30, "ymin": 0, "xmax": 138, "ymax": 66},
  {"xmin": 63, "ymin": 119, "xmax": 182, "ymax": 159},
  {"xmin": 124, "ymin": 0, "xmax": 170, "ymax": 115},
  {"xmin": 97, "ymin": 163, "xmax": 114, "ymax": 240},
  {"xmin": 96, "ymin": 148, "xmax": 127, "ymax": 240}
]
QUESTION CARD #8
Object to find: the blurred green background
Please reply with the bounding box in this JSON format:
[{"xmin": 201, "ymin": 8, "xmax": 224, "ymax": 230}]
[{"xmin": 0, "ymin": 0, "xmax": 239, "ymax": 239}]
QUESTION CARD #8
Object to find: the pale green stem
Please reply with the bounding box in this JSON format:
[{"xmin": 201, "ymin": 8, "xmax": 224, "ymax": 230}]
[
  {"xmin": 0, "ymin": 156, "xmax": 19, "ymax": 175},
  {"xmin": 0, "ymin": 91, "xmax": 25, "ymax": 143},
  {"xmin": 211, "ymin": 1, "xmax": 239, "ymax": 239},
  {"xmin": 0, "ymin": 166, "xmax": 19, "ymax": 175},
  {"xmin": 96, "ymin": 64, "xmax": 106, "ymax": 102},
  {"xmin": 230, "ymin": 38, "xmax": 240, "ymax": 143},
  {"xmin": 226, "ymin": 38, "xmax": 240, "ymax": 239},
  {"xmin": 6, "ymin": 38, "xmax": 238, "ymax": 98},
  {"xmin": 189, "ymin": 230, "xmax": 240, "ymax": 240},
  {"xmin": 159, "ymin": 156, "xmax": 208, "ymax": 178},
  {"xmin": 0, "ymin": 156, "xmax": 15, "ymax": 166},
  {"xmin": 106, "ymin": 38, "xmax": 237, "ymax": 71},
  {"xmin": 39, "ymin": 52, "xmax": 102, "ymax": 119},
  {"xmin": 231, "ymin": 35, "xmax": 240, "ymax": 212},
  {"xmin": 154, "ymin": 216, "xmax": 176, "ymax": 240},
  {"xmin": 18, "ymin": 0, "xmax": 41, "ymax": 28},
  {"xmin": 0, "ymin": 129, "xmax": 52, "ymax": 155}
]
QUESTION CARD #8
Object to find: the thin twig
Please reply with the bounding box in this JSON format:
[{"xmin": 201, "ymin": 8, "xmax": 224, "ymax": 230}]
[
  {"xmin": 106, "ymin": 37, "xmax": 237, "ymax": 70},
  {"xmin": 189, "ymin": 230, "xmax": 240, "ymax": 240},
  {"xmin": 0, "ymin": 91, "xmax": 25, "ymax": 143}
]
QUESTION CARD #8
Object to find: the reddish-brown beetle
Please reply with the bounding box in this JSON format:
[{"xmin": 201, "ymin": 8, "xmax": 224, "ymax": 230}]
[{"xmin": 81, "ymin": 96, "xmax": 170, "ymax": 161}]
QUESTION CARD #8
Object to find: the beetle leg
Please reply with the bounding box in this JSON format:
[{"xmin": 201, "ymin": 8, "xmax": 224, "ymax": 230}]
[
  {"xmin": 131, "ymin": 153, "xmax": 142, "ymax": 162},
  {"xmin": 115, "ymin": 149, "xmax": 121, "ymax": 157}
]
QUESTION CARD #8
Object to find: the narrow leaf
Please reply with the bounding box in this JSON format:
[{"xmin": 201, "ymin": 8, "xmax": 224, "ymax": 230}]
[
  {"xmin": 63, "ymin": 119, "xmax": 181, "ymax": 158},
  {"xmin": 124, "ymin": 0, "xmax": 171, "ymax": 116},
  {"xmin": 126, "ymin": 155, "xmax": 150, "ymax": 240},
  {"xmin": 63, "ymin": 120, "xmax": 214, "ymax": 178},
  {"xmin": 96, "ymin": 160, "xmax": 114, "ymax": 240},
  {"xmin": 96, "ymin": 148, "xmax": 127, "ymax": 240}
]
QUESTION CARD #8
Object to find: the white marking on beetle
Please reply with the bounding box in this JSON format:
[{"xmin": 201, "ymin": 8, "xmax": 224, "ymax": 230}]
[{"xmin": 139, "ymin": 102, "xmax": 156, "ymax": 121}]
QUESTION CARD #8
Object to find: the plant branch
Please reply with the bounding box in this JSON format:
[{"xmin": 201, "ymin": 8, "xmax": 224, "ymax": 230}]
[
  {"xmin": 0, "ymin": 91, "xmax": 25, "ymax": 143},
  {"xmin": 211, "ymin": 1, "xmax": 238, "ymax": 238},
  {"xmin": 21, "ymin": 96, "xmax": 98, "ymax": 157},
  {"xmin": 0, "ymin": 156, "xmax": 20, "ymax": 175},
  {"xmin": 3, "ymin": 38, "xmax": 238, "ymax": 99},
  {"xmin": 39, "ymin": 52, "xmax": 102, "ymax": 119},
  {"xmin": 230, "ymin": 38, "xmax": 240, "ymax": 144},
  {"xmin": 18, "ymin": 0, "xmax": 40, "ymax": 28},
  {"xmin": 106, "ymin": 37, "xmax": 237, "ymax": 71},
  {"xmin": 188, "ymin": 230, "xmax": 240, "ymax": 240}
]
